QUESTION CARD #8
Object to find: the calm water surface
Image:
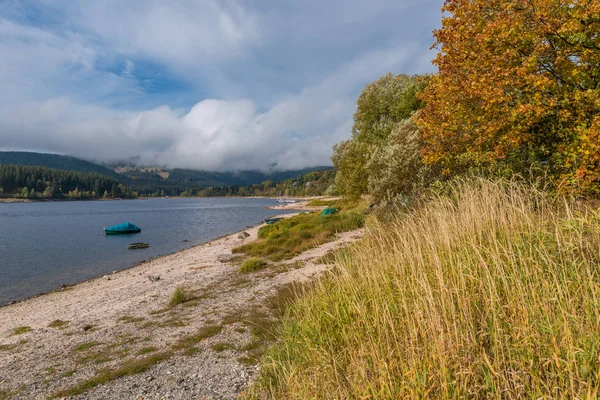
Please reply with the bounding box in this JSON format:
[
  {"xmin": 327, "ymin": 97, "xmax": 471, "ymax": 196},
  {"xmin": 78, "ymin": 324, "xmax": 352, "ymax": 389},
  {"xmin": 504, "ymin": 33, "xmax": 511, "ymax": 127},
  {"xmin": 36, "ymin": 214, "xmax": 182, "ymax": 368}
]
[{"xmin": 0, "ymin": 198, "xmax": 293, "ymax": 305}]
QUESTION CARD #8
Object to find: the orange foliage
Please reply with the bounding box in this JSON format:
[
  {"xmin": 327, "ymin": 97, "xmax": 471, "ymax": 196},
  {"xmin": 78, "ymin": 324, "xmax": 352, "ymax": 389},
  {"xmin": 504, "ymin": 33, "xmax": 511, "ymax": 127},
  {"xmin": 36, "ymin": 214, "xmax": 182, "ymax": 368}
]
[{"xmin": 417, "ymin": 0, "xmax": 600, "ymax": 194}]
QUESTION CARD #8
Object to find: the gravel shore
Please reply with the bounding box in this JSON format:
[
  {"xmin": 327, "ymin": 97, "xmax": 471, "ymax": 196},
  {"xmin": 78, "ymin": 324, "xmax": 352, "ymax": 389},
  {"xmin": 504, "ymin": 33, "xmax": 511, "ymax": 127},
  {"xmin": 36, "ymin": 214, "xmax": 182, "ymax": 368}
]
[{"xmin": 0, "ymin": 209, "xmax": 363, "ymax": 399}]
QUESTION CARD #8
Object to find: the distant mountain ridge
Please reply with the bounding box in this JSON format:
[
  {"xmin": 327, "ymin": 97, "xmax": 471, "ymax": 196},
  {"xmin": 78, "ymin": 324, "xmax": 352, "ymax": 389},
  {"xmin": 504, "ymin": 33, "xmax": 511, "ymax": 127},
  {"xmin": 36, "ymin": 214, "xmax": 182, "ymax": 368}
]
[
  {"xmin": 0, "ymin": 152, "xmax": 332, "ymax": 193},
  {"xmin": 0, "ymin": 151, "xmax": 121, "ymax": 178}
]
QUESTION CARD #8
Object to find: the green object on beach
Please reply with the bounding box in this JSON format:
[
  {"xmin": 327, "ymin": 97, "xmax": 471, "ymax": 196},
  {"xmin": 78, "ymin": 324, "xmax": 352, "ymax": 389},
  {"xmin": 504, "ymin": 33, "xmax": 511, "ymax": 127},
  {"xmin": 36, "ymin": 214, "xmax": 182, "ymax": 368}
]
[
  {"xmin": 128, "ymin": 242, "xmax": 149, "ymax": 250},
  {"xmin": 104, "ymin": 222, "xmax": 141, "ymax": 235},
  {"xmin": 320, "ymin": 207, "xmax": 338, "ymax": 216},
  {"xmin": 265, "ymin": 217, "xmax": 284, "ymax": 225}
]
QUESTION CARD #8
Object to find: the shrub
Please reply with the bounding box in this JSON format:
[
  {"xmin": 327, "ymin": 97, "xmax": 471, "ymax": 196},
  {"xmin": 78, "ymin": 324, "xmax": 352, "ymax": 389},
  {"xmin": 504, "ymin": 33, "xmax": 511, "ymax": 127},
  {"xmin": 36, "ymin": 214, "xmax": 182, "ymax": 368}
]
[{"xmin": 366, "ymin": 117, "xmax": 432, "ymax": 203}]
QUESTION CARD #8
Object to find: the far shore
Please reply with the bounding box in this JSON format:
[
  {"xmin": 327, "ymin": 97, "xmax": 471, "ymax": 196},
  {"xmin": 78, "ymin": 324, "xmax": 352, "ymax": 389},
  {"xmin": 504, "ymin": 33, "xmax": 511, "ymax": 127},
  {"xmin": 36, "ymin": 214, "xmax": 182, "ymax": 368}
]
[{"xmin": 0, "ymin": 195, "xmax": 330, "ymax": 204}]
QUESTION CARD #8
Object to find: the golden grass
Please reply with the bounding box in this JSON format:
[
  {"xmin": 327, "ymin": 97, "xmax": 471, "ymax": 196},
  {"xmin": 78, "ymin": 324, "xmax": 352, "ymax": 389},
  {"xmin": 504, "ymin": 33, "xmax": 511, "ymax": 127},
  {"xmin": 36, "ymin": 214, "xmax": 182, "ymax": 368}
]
[{"xmin": 247, "ymin": 179, "xmax": 600, "ymax": 399}]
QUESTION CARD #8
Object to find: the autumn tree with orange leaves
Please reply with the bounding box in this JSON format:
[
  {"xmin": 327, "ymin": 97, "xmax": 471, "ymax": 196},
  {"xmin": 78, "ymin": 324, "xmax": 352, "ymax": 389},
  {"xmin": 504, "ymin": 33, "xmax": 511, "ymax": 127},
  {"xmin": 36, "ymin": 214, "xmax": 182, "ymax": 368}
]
[{"xmin": 417, "ymin": 0, "xmax": 600, "ymax": 193}]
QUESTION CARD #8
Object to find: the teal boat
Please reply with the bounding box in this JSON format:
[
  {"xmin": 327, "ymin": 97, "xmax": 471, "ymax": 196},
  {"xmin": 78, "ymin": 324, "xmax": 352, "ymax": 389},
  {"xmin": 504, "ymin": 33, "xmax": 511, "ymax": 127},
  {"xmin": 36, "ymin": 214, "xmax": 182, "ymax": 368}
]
[{"xmin": 104, "ymin": 222, "xmax": 141, "ymax": 235}]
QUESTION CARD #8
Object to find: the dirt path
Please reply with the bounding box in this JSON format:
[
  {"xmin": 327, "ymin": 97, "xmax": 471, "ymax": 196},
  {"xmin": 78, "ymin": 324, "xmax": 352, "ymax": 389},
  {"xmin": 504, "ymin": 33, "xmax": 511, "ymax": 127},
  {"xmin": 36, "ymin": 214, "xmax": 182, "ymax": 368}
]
[{"xmin": 0, "ymin": 216, "xmax": 364, "ymax": 399}]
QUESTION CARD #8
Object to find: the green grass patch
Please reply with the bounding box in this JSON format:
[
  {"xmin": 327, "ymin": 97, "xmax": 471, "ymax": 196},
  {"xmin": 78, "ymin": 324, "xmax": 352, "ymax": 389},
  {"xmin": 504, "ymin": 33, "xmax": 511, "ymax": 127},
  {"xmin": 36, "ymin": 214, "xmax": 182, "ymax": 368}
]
[
  {"xmin": 12, "ymin": 326, "xmax": 31, "ymax": 335},
  {"xmin": 137, "ymin": 347, "xmax": 158, "ymax": 355},
  {"xmin": 306, "ymin": 197, "xmax": 369, "ymax": 212},
  {"xmin": 117, "ymin": 315, "xmax": 145, "ymax": 324},
  {"xmin": 239, "ymin": 258, "xmax": 268, "ymax": 273},
  {"xmin": 212, "ymin": 342, "xmax": 234, "ymax": 352},
  {"xmin": 158, "ymin": 316, "xmax": 188, "ymax": 328},
  {"xmin": 48, "ymin": 320, "xmax": 69, "ymax": 329},
  {"xmin": 73, "ymin": 341, "xmax": 101, "ymax": 352},
  {"xmin": 60, "ymin": 369, "xmax": 77, "ymax": 378},
  {"xmin": 0, "ymin": 344, "xmax": 16, "ymax": 351},
  {"xmin": 172, "ymin": 325, "xmax": 223, "ymax": 355},
  {"xmin": 149, "ymin": 308, "xmax": 171, "ymax": 316},
  {"xmin": 233, "ymin": 211, "xmax": 365, "ymax": 261},
  {"xmin": 169, "ymin": 286, "xmax": 192, "ymax": 307},
  {"xmin": 54, "ymin": 351, "xmax": 172, "ymax": 398}
]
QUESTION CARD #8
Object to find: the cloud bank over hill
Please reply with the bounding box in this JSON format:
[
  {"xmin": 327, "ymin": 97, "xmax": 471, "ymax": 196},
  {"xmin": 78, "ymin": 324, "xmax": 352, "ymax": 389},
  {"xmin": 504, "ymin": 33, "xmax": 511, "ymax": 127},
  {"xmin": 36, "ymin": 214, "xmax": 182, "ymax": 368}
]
[{"xmin": 0, "ymin": 0, "xmax": 441, "ymax": 171}]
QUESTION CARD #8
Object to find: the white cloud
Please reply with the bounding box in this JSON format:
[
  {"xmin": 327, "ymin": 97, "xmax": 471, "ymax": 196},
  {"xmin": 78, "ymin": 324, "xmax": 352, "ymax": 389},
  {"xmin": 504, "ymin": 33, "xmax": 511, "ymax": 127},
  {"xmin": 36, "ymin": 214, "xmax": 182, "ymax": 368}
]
[
  {"xmin": 0, "ymin": 43, "xmax": 426, "ymax": 171},
  {"xmin": 0, "ymin": 0, "xmax": 443, "ymax": 171},
  {"xmin": 0, "ymin": 17, "xmax": 142, "ymax": 108},
  {"xmin": 65, "ymin": 0, "xmax": 261, "ymax": 71}
]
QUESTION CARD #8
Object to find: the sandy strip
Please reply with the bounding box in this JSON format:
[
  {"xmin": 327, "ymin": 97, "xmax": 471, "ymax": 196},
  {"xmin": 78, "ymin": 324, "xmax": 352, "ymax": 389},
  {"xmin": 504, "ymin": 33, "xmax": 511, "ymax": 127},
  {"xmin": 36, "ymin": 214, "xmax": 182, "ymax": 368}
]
[
  {"xmin": 266, "ymin": 198, "xmax": 338, "ymax": 211},
  {"xmin": 0, "ymin": 213, "xmax": 364, "ymax": 399}
]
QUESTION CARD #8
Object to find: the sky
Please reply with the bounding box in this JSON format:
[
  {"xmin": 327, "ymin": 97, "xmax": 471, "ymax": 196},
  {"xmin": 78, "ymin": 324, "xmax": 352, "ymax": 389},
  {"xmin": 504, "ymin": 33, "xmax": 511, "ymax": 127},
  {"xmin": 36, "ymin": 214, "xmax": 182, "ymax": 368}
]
[{"xmin": 0, "ymin": 0, "xmax": 442, "ymax": 171}]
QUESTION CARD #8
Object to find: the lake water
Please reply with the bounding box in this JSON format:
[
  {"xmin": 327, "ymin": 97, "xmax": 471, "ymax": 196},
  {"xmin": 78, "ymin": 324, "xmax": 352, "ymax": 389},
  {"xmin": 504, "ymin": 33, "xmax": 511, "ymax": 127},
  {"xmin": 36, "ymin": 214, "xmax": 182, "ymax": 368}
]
[{"xmin": 0, "ymin": 198, "xmax": 294, "ymax": 305}]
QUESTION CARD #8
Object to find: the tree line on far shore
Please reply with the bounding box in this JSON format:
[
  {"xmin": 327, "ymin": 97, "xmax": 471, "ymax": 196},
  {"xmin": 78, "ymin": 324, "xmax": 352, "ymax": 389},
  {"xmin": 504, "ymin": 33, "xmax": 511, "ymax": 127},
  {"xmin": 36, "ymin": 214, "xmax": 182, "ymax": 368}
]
[
  {"xmin": 0, "ymin": 165, "xmax": 336, "ymax": 200},
  {"xmin": 0, "ymin": 165, "xmax": 138, "ymax": 200},
  {"xmin": 147, "ymin": 169, "xmax": 336, "ymax": 198}
]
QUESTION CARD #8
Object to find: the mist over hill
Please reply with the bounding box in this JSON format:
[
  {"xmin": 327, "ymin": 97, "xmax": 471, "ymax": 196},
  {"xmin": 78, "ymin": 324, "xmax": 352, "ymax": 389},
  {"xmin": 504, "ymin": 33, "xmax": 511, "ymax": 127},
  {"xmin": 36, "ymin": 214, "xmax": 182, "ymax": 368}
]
[{"xmin": 0, "ymin": 151, "xmax": 332, "ymax": 196}]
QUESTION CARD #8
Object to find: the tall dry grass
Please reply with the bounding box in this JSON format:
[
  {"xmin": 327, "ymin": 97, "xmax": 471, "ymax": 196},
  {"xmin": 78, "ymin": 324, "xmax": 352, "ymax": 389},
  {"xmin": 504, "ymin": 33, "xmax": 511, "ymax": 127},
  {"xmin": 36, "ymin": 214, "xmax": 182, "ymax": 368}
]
[{"xmin": 247, "ymin": 179, "xmax": 600, "ymax": 399}]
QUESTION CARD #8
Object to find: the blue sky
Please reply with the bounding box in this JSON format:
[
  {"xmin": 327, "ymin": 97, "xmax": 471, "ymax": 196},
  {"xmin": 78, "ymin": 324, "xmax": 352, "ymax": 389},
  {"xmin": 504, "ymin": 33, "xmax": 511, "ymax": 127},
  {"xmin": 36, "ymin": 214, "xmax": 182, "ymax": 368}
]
[{"xmin": 0, "ymin": 0, "xmax": 442, "ymax": 170}]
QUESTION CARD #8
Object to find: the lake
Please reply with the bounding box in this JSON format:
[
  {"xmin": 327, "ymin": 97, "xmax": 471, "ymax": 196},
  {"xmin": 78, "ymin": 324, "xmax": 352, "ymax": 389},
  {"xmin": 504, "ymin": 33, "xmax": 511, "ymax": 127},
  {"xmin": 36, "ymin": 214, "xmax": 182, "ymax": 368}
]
[{"xmin": 0, "ymin": 197, "xmax": 294, "ymax": 305}]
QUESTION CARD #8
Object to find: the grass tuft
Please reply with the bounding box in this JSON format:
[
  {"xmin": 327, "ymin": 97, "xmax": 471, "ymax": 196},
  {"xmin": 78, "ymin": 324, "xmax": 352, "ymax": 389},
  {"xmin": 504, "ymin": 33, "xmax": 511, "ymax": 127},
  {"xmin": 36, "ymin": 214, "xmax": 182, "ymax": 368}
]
[
  {"xmin": 169, "ymin": 286, "xmax": 191, "ymax": 307},
  {"xmin": 239, "ymin": 258, "xmax": 267, "ymax": 273},
  {"xmin": 212, "ymin": 343, "xmax": 233, "ymax": 352},
  {"xmin": 54, "ymin": 352, "xmax": 172, "ymax": 397},
  {"xmin": 12, "ymin": 326, "xmax": 31, "ymax": 335},
  {"xmin": 172, "ymin": 325, "xmax": 223, "ymax": 355},
  {"xmin": 48, "ymin": 320, "xmax": 69, "ymax": 329},
  {"xmin": 117, "ymin": 315, "xmax": 145, "ymax": 324},
  {"xmin": 137, "ymin": 347, "xmax": 158, "ymax": 355},
  {"xmin": 73, "ymin": 341, "xmax": 101, "ymax": 352},
  {"xmin": 60, "ymin": 369, "xmax": 77, "ymax": 378},
  {"xmin": 246, "ymin": 179, "xmax": 600, "ymax": 399}
]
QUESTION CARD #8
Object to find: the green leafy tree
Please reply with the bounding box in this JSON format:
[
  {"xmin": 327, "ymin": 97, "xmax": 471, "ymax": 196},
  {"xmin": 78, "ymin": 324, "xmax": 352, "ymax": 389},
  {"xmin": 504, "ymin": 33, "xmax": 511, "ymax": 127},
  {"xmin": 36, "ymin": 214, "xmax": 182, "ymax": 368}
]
[
  {"xmin": 333, "ymin": 73, "xmax": 429, "ymax": 198},
  {"xmin": 366, "ymin": 118, "xmax": 430, "ymax": 202}
]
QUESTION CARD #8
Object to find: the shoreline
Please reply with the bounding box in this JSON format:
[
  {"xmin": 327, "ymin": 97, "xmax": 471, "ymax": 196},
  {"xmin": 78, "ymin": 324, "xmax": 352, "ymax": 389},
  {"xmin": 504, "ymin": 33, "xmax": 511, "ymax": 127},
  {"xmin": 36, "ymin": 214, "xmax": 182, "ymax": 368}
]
[
  {"xmin": 0, "ymin": 210, "xmax": 304, "ymax": 309},
  {"xmin": 0, "ymin": 195, "xmax": 329, "ymax": 204},
  {"xmin": 0, "ymin": 200, "xmax": 362, "ymax": 399},
  {"xmin": 0, "ymin": 199, "xmax": 324, "ymax": 308}
]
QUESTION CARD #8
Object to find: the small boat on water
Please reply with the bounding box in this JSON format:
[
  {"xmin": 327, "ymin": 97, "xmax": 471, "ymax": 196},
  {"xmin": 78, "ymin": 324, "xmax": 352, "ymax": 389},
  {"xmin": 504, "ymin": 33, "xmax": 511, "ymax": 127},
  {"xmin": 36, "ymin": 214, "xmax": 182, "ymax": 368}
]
[
  {"xmin": 104, "ymin": 222, "xmax": 141, "ymax": 235},
  {"xmin": 128, "ymin": 242, "xmax": 149, "ymax": 250},
  {"xmin": 265, "ymin": 217, "xmax": 284, "ymax": 225}
]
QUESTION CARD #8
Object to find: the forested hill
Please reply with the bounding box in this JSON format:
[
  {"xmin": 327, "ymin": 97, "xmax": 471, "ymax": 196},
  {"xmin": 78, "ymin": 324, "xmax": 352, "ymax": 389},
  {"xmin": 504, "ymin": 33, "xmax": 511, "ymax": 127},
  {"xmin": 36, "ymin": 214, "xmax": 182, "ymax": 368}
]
[
  {"xmin": 0, "ymin": 151, "xmax": 333, "ymax": 195},
  {"xmin": 119, "ymin": 166, "xmax": 333, "ymax": 192},
  {"xmin": 0, "ymin": 164, "xmax": 137, "ymax": 200},
  {"xmin": 0, "ymin": 151, "xmax": 120, "ymax": 179}
]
